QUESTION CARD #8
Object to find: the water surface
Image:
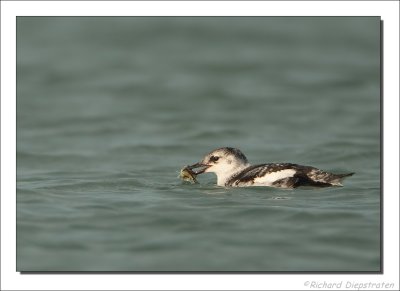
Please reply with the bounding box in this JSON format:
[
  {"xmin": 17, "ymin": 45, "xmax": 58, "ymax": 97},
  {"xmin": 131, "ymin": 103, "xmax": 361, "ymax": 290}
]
[{"xmin": 17, "ymin": 17, "xmax": 380, "ymax": 272}]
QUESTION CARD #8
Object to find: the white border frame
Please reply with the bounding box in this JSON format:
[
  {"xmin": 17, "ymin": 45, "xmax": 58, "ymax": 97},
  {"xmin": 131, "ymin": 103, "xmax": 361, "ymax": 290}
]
[{"xmin": 1, "ymin": 1, "xmax": 399, "ymax": 290}]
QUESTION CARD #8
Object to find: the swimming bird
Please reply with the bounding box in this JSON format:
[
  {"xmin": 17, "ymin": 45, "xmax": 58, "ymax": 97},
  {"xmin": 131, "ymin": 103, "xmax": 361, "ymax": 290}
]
[{"xmin": 188, "ymin": 147, "xmax": 354, "ymax": 188}]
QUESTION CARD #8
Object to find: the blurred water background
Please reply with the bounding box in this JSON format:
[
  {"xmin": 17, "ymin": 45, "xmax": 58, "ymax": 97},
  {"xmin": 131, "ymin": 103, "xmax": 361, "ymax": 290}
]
[{"xmin": 17, "ymin": 17, "xmax": 380, "ymax": 271}]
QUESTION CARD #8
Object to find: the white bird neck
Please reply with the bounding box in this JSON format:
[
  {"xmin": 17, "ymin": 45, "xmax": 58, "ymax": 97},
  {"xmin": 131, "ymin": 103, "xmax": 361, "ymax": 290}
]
[{"xmin": 216, "ymin": 164, "xmax": 250, "ymax": 186}]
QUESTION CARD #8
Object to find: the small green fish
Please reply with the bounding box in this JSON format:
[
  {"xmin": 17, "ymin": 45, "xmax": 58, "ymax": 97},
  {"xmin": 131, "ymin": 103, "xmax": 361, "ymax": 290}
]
[{"xmin": 179, "ymin": 166, "xmax": 198, "ymax": 183}]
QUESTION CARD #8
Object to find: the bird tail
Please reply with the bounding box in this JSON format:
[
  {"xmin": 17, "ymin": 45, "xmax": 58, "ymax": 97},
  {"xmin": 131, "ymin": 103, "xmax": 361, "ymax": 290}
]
[{"xmin": 330, "ymin": 172, "xmax": 355, "ymax": 186}]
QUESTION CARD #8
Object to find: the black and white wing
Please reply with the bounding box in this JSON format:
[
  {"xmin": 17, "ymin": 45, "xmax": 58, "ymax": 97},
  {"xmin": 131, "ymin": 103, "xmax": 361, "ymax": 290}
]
[{"xmin": 227, "ymin": 163, "xmax": 340, "ymax": 188}]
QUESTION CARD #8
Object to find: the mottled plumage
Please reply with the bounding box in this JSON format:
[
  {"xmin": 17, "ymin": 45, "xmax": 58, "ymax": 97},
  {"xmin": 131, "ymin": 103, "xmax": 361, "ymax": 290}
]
[{"xmin": 188, "ymin": 147, "xmax": 354, "ymax": 188}]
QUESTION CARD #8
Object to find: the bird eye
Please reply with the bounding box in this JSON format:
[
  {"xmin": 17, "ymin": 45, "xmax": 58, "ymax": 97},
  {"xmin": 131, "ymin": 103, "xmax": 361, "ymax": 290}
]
[{"xmin": 210, "ymin": 156, "xmax": 219, "ymax": 163}]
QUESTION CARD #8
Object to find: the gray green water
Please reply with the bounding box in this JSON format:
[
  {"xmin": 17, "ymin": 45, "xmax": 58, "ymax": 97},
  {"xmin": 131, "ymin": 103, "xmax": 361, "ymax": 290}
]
[{"xmin": 17, "ymin": 17, "xmax": 380, "ymax": 272}]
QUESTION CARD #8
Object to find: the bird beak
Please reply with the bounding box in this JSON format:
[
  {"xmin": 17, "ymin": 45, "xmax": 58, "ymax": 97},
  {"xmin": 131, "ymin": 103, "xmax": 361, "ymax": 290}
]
[{"xmin": 187, "ymin": 162, "xmax": 210, "ymax": 175}]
